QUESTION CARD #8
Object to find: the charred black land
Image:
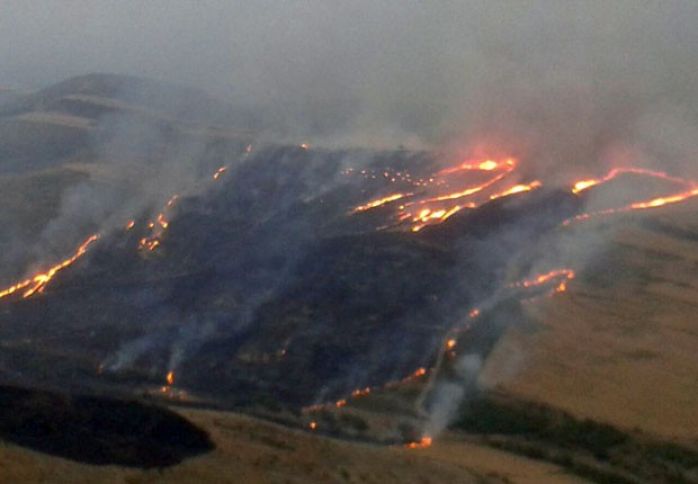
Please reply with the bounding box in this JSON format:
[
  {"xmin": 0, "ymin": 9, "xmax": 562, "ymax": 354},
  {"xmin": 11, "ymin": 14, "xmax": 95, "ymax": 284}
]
[
  {"xmin": 0, "ymin": 142, "xmax": 584, "ymax": 410},
  {"xmin": 0, "ymin": 384, "xmax": 213, "ymax": 468}
]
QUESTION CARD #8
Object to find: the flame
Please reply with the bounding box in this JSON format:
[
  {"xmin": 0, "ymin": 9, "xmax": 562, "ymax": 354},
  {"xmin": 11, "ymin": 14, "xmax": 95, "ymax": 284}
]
[
  {"xmin": 446, "ymin": 339, "xmax": 457, "ymax": 350},
  {"xmin": 156, "ymin": 213, "xmax": 169, "ymax": 229},
  {"xmin": 514, "ymin": 268, "xmax": 575, "ymax": 294},
  {"xmin": 411, "ymin": 367, "xmax": 427, "ymax": 378},
  {"xmin": 138, "ymin": 195, "xmax": 180, "ymax": 252},
  {"xmin": 302, "ymin": 367, "xmax": 430, "ymax": 414},
  {"xmin": 489, "ymin": 180, "xmax": 542, "ymax": 200},
  {"xmin": 351, "ymin": 193, "xmax": 411, "ymax": 213},
  {"xmin": 351, "ymin": 156, "xmax": 546, "ymax": 232},
  {"xmin": 437, "ymin": 158, "xmax": 514, "ymax": 176},
  {"xmin": 309, "ymin": 421, "xmax": 317, "ymax": 430},
  {"xmin": 299, "ymin": 143, "xmax": 310, "ymax": 150},
  {"xmin": 0, "ymin": 234, "xmax": 100, "ymax": 301},
  {"xmin": 125, "ymin": 220, "xmax": 135, "ymax": 231},
  {"xmin": 629, "ymin": 187, "xmax": 698, "ymax": 209},
  {"xmin": 139, "ymin": 237, "xmax": 160, "ymax": 252},
  {"xmin": 565, "ymin": 184, "xmax": 698, "ymax": 226},
  {"xmin": 421, "ymin": 171, "xmax": 511, "ymax": 203},
  {"xmin": 166, "ymin": 371, "xmax": 175, "ymax": 386},
  {"xmin": 406, "ymin": 436, "xmax": 433, "ymax": 449},
  {"xmin": 468, "ymin": 308, "xmax": 481, "ymax": 318},
  {"xmin": 572, "ymin": 167, "xmax": 693, "ymax": 194},
  {"xmin": 213, "ymin": 166, "xmax": 227, "ymax": 180},
  {"xmin": 351, "ymin": 387, "xmax": 371, "ymax": 398}
]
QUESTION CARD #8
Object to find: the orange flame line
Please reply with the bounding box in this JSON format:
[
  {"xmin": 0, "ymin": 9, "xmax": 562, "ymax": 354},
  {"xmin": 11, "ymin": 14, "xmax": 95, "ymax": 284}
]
[{"xmin": 0, "ymin": 234, "xmax": 101, "ymax": 300}]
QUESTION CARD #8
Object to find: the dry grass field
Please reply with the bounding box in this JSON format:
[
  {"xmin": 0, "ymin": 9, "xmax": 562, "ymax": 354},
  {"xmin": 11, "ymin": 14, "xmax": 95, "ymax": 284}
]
[
  {"xmin": 0, "ymin": 406, "xmax": 590, "ymax": 484},
  {"xmin": 483, "ymin": 200, "xmax": 698, "ymax": 444}
]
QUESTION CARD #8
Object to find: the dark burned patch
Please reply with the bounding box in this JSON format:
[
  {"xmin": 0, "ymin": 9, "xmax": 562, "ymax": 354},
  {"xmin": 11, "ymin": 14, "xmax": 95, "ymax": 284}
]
[{"xmin": 0, "ymin": 385, "xmax": 214, "ymax": 468}]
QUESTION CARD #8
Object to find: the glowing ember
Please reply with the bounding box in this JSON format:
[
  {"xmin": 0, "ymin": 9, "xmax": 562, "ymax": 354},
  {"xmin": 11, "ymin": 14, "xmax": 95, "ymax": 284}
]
[
  {"xmin": 565, "ymin": 186, "xmax": 698, "ymax": 226},
  {"xmin": 156, "ymin": 213, "xmax": 169, "ymax": 229},
  {"xmin": 302, "ymin": 367, "xmax": 430, "ymax": 414},
  {"xmin": 139, "ymin": 237, "xmax": 160, "ymax": 252},
  {"xmin": 422, "ymin": 171, "xmax": 510, "ymax": 203},
  {"xmin": 352, "ymin": 193, "xmax": 411, "ymax": 213},
  {"xmin": 629, "ymin": 187, "xmax": 698, "ymax": 209},
  {"xmin": 0, "ymin": 234, "xmax": 101, "ymax": 300},
  {"xmin": 572, "ymin": 167, "xmax": 693, "ymax": 194},
  {"xmin": 406, "ymin": 436, "xmax": 433, "ymax": 449},
  {"xmin": 411, "ymin": 367, "xmax": 427, "ymax": 378},
  {"xmin": 352, "ymin": 387, "xmax": 371, "ymax": 398},
  {"xmin": 437, "ymin": 158, "xmax": 514, "ymax": 176},
  {"xmin": 351, "ymin": 156, "xmax": 546, "ymax": 231},
  {"xmin": 514, "ymin": 268, "xmax": 575, "ymax": 294},
  {"xmin": 138, "ymin": 195, "xmax": 180, "ymax": 252},
  {"xmin": 213, "ymin": 166, "xmax": 227, "ymax": 180},
  {"xmin": 489, "ymin": 180, "xmax": 542, "ymax": 200}
]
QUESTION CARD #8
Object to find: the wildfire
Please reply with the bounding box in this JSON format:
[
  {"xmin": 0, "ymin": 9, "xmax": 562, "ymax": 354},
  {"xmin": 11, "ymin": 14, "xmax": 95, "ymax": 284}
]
[
  {"xmin": 572, "ymin": 167, "xmax": 693, "ymax": 194},
  {"xmin": 628, "ymin": 186, "xmax": 698, "ymax": 209},
  {"xmin": 410, "ymin": 204, "xmax": 473, "ymax": 232},
  {"xmin": 213, "ymin": 166, "xmax": 227, "ymax": 180},
  {"xmin": 351, "ymin": 193, "xmax": 411, "ymax": 213},
  {"xmin": 139, "ymin": 237, "xmax": 160, "ymax": 252},
  {"xmin": 138, "ymin": 195, "xmax": 180, "ymax": 252},
  {"xmin": 0, "ymin": 234, "xmax": 101, "ymax": 301},
  {"xmin": 421, "ymin": 171, "xmax": 511, "ymax": 203},
  {"xmin": 406, "ymin": 436, "xmax": 433, "ymax": 449},
  {"xmin": 351, "ymin": 156, "xmax": 547, "ymax": 232},
  {"xmin": 565, "ymin": 184, "xmax": 698, "ymax": 226},
  {"xmin": 564, "ymin": 166, "xmax": 698, "ymax": 225},
  {"xmin": 489, "ymin": 180, "xmax": 542, "ymax": 201},
  {"xmin": 156, "ymin": 213, "xmax": 169, "ymax": 229},
  {"xmin": 351, "ymin": 387, "xmax": 371, "ymax": 398},
  {"xmin": 436, "ymin": 158, "xmax": 514, "ymax": 176},
  {"xmin": 514, "ymin": 268, "xmax": 575, "ymax": 294},
  {"xmin": 302, "ymin": 367, "xmax": 430, "ymax": 414}
]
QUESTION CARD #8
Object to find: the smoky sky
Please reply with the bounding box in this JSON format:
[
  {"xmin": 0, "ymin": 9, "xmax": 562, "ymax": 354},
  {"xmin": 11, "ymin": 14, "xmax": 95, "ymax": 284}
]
[{"xmin": 2, "ymin": 1, "xmax": 698, "ymax": 163}]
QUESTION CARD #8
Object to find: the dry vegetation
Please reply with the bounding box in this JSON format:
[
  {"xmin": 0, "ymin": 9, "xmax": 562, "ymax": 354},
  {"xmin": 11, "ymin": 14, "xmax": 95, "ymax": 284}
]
[
  {"xmin": 0, "ymin": 406, "xmax": 590, "ymax": 484},
  {"xmin": 482, "ymin": 200, "xmax": 698, "ymax": 444}
]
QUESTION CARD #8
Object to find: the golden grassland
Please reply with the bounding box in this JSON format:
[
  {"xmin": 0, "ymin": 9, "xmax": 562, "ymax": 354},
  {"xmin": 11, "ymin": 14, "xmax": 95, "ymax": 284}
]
[
  {"xmin": 0, "ymin": 407, "xmax": 591, "ymax": 484},
  {"xmin": 482, "ymin": 200, "xmax": 698, "ymax": 444}
]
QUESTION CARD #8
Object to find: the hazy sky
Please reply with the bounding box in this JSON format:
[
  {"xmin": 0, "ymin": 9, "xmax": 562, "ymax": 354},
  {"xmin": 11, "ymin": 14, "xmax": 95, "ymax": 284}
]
[{"xmin": 2, "ymin": 1, "xmax": 698, "ymax": 159}]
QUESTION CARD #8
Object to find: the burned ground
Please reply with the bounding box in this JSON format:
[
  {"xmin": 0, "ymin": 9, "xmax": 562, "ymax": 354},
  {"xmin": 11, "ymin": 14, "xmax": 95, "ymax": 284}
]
[{"xmin": 0, "ymin": 384, "xmax": 213, "ymax": 468}]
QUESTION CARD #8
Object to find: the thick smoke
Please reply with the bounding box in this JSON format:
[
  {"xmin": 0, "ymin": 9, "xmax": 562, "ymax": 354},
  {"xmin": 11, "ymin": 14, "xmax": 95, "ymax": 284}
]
[
  {"xmin": 1, "ymin": 0, "xmax": 697, "ymax": 439},
  {"xmin": 1, "ymin": 1, "xmax": 697, "ymax": 165}
]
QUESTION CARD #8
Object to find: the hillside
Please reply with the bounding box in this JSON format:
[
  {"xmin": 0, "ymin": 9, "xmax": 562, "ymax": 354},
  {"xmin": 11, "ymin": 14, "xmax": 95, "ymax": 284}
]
[{"xmin": 483, "ymin": 201, "xmax": 698, "ymax": 442}]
